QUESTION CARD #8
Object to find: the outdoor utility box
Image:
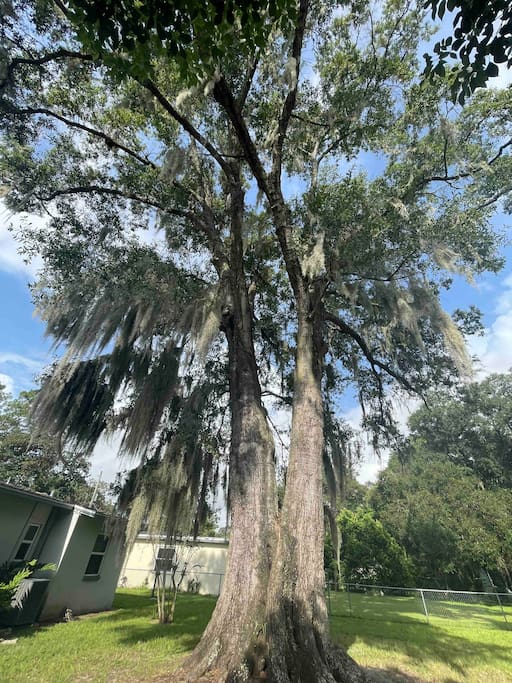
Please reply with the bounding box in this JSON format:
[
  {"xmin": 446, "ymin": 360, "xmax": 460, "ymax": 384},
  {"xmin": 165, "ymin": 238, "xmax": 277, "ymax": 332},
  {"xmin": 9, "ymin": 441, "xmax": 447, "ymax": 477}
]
[{"xmin": 1, "ymin": 578, "xmax": 50, "ymax": 626}]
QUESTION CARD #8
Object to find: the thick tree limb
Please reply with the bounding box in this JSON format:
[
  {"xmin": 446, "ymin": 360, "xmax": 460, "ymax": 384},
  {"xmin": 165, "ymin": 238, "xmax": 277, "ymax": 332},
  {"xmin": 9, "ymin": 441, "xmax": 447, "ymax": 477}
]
[
  {"xmin": 11, "ymin": 106, "xmax": 156, "ymax": 169},
  {"xmin": 142, "ymin": 78, "xmax": 231, "ymax": 176},
  {"xmin": 212, "ymin": 77, "xmax": 270, "ymax": 197},
  {"xmin": 1, "ymin": 50, "xmax": 93, "ymax": 91},
  {"xmin": 36, "ymin": 184, "xmax": 227, "ymax": 264},
  {"xmin": 324, "ymin": 310, "xmax": 416, "ymax": 394},
  {"xmin": 271, "ymin": 0, "xmax": 309, "ymax": 180}
]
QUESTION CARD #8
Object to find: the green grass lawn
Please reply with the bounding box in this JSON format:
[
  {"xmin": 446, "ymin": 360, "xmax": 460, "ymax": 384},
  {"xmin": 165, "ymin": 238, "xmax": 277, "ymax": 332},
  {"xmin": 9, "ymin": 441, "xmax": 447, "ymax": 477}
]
[{"xmin": 0, "ymin": 589, "xmax": 510, "ymax": 683}]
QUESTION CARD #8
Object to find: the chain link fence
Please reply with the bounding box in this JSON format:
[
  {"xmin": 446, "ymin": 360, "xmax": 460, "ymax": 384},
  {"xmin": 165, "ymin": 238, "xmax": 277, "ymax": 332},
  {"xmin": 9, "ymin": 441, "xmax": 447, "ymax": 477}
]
[
  {"xmin": 119, "ymin": 567, "xmax": 225, "ymax": 596},
  {"xmin": 326, "ymin": 582, "xmax": 512, "ymax": 629}
]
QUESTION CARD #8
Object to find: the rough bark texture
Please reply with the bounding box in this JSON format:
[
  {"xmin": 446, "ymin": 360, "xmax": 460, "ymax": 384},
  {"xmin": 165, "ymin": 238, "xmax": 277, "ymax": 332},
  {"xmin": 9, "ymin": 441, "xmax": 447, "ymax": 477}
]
[
  {"xmin": 264, "ymin": 300, "xmax": 368, "ymax": 683},
  {"xmin": 175, "ymin": 177, "xmax": 278, "ymax": 682},
  {"xmin": 176, "ymin": 178, "xmax": 367, "ymax": 682}
]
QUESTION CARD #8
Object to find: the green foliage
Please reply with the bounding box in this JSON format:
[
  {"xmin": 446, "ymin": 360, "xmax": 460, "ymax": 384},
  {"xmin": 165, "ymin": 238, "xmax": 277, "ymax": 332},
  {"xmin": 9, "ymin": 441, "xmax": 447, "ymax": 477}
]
[
  {"xmin": 0, "ymin": 385, "xmax": 110, "ymax": 509},
  {"xmin": 2, "ymin": 3, "xmax": 512, "ymax": 639},
  {"xmin": 371, "ymin": 452, "xmax": 512, "ymax": 589},
  {"xmin": 337, "ymin": 507, "xmax": 414, "ymax": 586},
  {"xmin": 60, "ymin": 0, "xmax": 296, "ymax": 84},
  {"xmin": 408, "ymin": 373, "xmax": 512, "ymax": 487},
  {"xmin": 0, "ymin": 559, "xmax": 55, "ymax": 612},
  {"xmin": 424, "ymin": 0, "xmax": 512, "ymax": 103}
]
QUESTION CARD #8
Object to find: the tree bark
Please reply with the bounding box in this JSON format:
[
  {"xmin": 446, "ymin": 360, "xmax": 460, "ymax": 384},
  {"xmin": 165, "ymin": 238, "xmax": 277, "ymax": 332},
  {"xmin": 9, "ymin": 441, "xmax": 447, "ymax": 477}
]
[
  {"xmin": 264, "ymin": 299, "xmax": 367, "ymax": 683},
  {"xmin": 175, "ymin": 177, "xmax": 278, "ymax": 682}
]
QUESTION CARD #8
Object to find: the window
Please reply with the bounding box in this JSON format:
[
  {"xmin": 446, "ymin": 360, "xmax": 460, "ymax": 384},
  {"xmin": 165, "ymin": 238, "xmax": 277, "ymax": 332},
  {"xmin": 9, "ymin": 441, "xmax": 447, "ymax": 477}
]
[
  {"xmin": 84, "ymin": 534, "xmax": 108, "ymax": 577},
  {"xmin": 14, "ymin": 524, "xmax": 41, "ymax": 561}
]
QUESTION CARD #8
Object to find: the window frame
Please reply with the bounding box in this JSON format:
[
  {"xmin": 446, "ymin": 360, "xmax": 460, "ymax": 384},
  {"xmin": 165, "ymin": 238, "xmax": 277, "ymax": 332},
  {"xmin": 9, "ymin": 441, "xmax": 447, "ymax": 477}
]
[
  {"xmin": 13, "ymin": 523, "xmax": 41, "ymax": 562},
  {"xmin": 83, "ymin": 534, "xmax": 109, "ymax": 578}
]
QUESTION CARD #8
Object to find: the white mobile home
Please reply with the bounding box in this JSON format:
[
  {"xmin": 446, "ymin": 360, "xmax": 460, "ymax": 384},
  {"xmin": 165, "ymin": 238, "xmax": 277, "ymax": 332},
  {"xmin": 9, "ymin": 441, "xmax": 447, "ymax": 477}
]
[{"xmin": 121, "ymin": 533, "xmax": 228, "ymax": 596}]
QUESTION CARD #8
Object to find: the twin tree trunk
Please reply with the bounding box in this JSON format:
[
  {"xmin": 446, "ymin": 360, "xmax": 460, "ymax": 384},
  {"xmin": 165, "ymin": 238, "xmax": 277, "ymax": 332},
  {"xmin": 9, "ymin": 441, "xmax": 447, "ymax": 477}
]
[
  {"xmin": 177, "ymin": 302, "xmax": 366, "ymax": 682},
  {"xmin": 177, "ymin": 181, "xmax": 366, "ymax": 681}
]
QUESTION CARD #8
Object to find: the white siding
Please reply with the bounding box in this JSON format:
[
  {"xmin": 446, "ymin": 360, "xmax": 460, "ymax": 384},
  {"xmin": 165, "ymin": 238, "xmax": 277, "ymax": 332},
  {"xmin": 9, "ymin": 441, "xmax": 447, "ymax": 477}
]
[
  {"xmin": 40, "ymin": 514, "xmax": 123, "ymax": 620},
  {"xmin": 121, "ymin": 536, "xmax": 228, "ymax": 596}
]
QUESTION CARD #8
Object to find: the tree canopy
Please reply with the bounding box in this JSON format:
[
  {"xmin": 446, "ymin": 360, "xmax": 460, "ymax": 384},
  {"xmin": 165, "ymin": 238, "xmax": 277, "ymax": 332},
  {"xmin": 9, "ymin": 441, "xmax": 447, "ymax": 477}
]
[
  {"xmin": 371, "ymin": 451, "xmax": 512, "ymax": 589},
  {"xmin": 2, "ymin": 0, "xmax": 512, "ymax": 679},
  {"xmin": 407, "ymin": 373, "xmax": 512, "ymax": 487},
  {"xmin": 424, "ymin": 0, "xmax": 512, "ymax": 102}
]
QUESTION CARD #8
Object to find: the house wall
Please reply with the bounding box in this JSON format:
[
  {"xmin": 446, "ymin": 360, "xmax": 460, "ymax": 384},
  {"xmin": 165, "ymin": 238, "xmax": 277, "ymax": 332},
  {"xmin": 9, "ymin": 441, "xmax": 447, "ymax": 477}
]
[
  {"xmin": 0, "ymin": 490, "xmax": 53, "ymax": 564},
  {"xmin": 40, "ymin": 513, "xmax": 124, "ymax": 620},
  {"xmin": 36, "ymin": 508, "xmax": 74, "ymax": 568},
  {"xmin": 121, "ymin": 536, "xmax": 228, "ymax": 596}
]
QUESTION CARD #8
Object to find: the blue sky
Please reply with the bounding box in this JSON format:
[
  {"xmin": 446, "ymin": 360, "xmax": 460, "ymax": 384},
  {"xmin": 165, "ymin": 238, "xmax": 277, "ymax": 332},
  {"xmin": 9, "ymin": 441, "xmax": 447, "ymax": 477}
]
[{"xmin": 1, "ymin": 37, "xmax": 512, "ymax": 484}]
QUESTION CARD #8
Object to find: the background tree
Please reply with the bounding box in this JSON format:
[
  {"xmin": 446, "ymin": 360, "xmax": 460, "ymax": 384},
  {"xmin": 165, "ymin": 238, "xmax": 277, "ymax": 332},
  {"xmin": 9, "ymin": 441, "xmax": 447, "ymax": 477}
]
[
  {"xmin": 336, "ymin": 508, "xmax": 413, "ymax": 587},
  {"xmin": 407, "ymin": 373, "xmax": 512, "ymax": 487},
  {"xmin": 0, "ymin": 385, "xmax": 109, "ymax": 509},
  {"xmin": 371, "ymin": 452, "xmax": 512, "ymax": 590}
]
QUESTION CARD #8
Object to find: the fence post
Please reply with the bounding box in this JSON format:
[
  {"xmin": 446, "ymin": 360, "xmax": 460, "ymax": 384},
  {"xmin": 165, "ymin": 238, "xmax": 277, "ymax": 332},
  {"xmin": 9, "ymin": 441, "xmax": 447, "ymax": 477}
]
[
  {"xmin": 347, "ymin": 583, "xmax": 353, "ymax": 617},
  {"xmin": 486, "ymin": 569, "xmax": 509, "ymax": 629},
  {"xmin": 419, "ymin": 589, "xmax": 429, "ymax": 624},
  {"xmin": 326, "ymin": 581, "xmax": 332, "ymax": 616},
  {"xmin": 217, "ymin": 573, "xmax": 222, "ymax": 596}
]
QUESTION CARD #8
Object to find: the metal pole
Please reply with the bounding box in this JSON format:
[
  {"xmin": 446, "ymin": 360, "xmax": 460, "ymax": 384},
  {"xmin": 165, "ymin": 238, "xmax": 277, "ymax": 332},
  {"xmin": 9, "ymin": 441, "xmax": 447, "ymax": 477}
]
[
  {"xmin": 420, "ymin": 589, "xmax": 429, "ymax": 624},
  {"xmin": 89, "ymin": 471, "xmax": 103, "ymax": 508},
  {"xmin": 326, "ymin": 581, "xmax": 332, "ymax": 616},
  {"xmin": 486, "ymin": 569, "xmax": 509, "ymax": 628}
]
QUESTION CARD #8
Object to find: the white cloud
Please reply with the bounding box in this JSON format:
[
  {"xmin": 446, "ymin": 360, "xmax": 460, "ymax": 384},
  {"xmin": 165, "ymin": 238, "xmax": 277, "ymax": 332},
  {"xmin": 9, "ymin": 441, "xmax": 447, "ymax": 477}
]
[
  {"xmin": 0, "ymin": 373, "xmax": 14, "ymax": 395},
  {"xmin": 469, "ymin": 272, "xmax": 512, "ymax": 376},
  {"xmin": 0, "ymin": 202, "xmax": 44, "ymax": 278},
  {"xmin": 89, "ymin": 432, "xmax": 124, "ymax": 484},
  {"xmin": 346, "ymin": 394, "xmax": 420, "ymax": 485},
  {"xmin": 0, "ymin": 352, "xmax": 45, "ymax": 370},
  {"xmin": 0, "ymin": 352, "xmax": 48, "ymax": 395}
]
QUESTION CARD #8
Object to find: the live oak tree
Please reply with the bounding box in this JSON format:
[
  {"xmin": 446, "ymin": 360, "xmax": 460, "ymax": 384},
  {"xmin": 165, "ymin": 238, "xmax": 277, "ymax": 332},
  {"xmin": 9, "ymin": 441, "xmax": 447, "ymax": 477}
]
[{"xmin": 2, "ymin": 1, "xmax": 512, "ymax": 681}]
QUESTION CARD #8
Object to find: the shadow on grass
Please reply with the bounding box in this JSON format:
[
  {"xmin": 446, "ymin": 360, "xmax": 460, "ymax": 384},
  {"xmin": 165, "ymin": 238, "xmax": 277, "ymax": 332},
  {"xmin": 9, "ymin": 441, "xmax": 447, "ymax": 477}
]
[
  {"xmin": 365, "ymin": 665, "xmax": 425, "ymax": 682},
  {"xmin": 106, "ymin": 593, "xmax": 216, "ymax": 648},
  {"xmin": 330, "ymin": 614, "xmax": 511, "ymax": 678}
]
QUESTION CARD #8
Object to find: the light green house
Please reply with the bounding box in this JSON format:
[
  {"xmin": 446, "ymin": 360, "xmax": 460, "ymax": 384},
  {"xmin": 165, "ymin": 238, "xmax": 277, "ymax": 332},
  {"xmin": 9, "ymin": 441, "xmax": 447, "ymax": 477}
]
[{"xmin": 0, "ymin": 482, "xmax": 124, "ymax": 624}]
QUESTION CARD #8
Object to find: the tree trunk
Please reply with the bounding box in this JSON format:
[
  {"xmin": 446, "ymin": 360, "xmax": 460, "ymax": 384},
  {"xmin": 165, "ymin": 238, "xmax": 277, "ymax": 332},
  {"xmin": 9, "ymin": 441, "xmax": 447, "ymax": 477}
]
[
  {"xmin": 265, "ymin": 302, "xmax": 367, "ymax": 683},
  {"xmin": 175, "ymin": 178, "xmax": 279, "ymax": 682}
]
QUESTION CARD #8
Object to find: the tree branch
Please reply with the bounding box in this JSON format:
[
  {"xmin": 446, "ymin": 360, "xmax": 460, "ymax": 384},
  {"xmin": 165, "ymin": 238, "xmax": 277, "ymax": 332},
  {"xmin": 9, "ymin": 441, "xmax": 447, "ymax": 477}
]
[
  {"xmin": 237, "ymin": 50, "xmax": 260, "ymax": 111},
  {"xmin": 172, "ymin": 180, "xmax": 227, "ymax": 270},
  {"xmin": 212, "ymin": 77, "xmax": 270, "ymax": 197},
  {"xmin": 36, "ymin": 185, "xmax": 192, "ymax": 219},
  {"xmin": 271, "ymin": 0, "xmax": 309, "ymax": 180},
  {"xmin": 12, "ymin": 106, "xmax": 156, "ymax": 168},
  {"xmin": 142, "ymin": 78, "xmax": 231, "ymax": 176},
  {"xmin": 419, "ymin": 136, "xmax": 512, "ymax": 188},
  {"xmin": 323, "ymin": 310, "xmax": 416, "ymax": 394},
  {"xmin": 1, "ymin": 50, "xmax": 93, "ymax": 91}
]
